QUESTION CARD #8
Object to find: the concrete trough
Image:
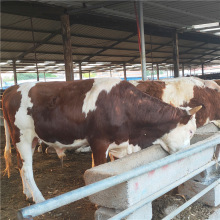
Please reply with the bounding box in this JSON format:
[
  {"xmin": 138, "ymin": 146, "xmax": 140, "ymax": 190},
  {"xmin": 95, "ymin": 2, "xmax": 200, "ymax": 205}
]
[{"xmin": 84, "ymin": 124, "xmax": 220, "ymax": 210}]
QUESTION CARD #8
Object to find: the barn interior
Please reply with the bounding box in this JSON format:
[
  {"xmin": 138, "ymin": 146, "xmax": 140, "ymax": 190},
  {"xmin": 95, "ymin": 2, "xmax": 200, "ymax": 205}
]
[
  {"xmin": 1, "ymin": 1, "xmax": 220, "ymax": 220},
  {"xmin": 1, "ymin": 0, "xmax": 220, "ymax": 87}
]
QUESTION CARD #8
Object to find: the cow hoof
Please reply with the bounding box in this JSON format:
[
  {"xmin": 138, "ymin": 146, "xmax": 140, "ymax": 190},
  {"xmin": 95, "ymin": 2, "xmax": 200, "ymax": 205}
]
[
  {"xmin": 37, "ymin": 145, "xmax": 42, "ymax": 153},
  {"xmin": 46, "ymin": 146, "xmax": 56, "ymax": 154}
]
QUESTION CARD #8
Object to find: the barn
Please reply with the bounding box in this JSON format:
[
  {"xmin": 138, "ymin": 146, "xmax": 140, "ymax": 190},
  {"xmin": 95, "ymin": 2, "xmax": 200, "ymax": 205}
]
[{"xmin": 1, "ymin": 1, "xmax": 220, "ymax": 219}]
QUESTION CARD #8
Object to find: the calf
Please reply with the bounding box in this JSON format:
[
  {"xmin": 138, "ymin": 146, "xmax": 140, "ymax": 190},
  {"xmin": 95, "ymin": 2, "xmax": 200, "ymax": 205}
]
[
  {"xmin": 3, "ymin": 78, "xmax": 201, "ymax": 203},
  {"xmin": 131, "ymin": 77, "xmax": 220, "ymax": 128}
]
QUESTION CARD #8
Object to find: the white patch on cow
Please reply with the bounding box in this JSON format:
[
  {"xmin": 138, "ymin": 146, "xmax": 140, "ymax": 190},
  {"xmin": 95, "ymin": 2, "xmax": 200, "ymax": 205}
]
[
  {"xmin": 14, "ymin": 82, "xmax": 45, "ymax": 203},
  {"xmin": 179, "ymin": 106, "xmax": 192, "ymax": 115},
  {"xmin": 154, "ymin": 114, "xmax": 197, "ymax": 154},
  {"xmin": 161, "ymin": 77, "xmax": 204, "ymax": 106},
  {"xmin": 82, "ymin": 78, "xmax": 121, "ymax": 117},
  {"xmin": 129, "ymin": 80, "xmax": 140, "ymax": 87},
  {"xmin": 106, "ymin": 140, "xmax": 141, "ymax": 159},
  {"xmin": 42, "ymin": 139, "xmax": 89, "ymax": 150},
  {"xmin": 42, "ymin": 138, "xmax": 89, "ymax": 158},
  {"xmin": 75, "ymin": 146, "xmax": 92, "ymax": 153},
  {"xmin": 204, "ymin": 80, "xmax": 220, "ymax": 92}
]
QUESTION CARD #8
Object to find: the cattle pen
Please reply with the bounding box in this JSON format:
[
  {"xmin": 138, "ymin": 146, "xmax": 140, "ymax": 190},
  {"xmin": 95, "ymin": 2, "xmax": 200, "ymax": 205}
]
[{"xmin": 17, "ymin": 123, "xmax": 220, "ymax": 220}]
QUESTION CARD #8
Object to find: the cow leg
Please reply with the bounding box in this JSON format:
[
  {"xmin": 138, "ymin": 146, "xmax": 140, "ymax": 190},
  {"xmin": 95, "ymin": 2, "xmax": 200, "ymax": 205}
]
[
  {"xmin": 3, "ymin": 119, "xmax": 12, "ymax": 177},
  {"xmin": 16, "ymin": 151, "xmax": 32, "ymax": 201},
  {"xmin": 20, "ymin": 137, "xmax": 39, "ymax": 202},
  {"xmin": 17, "ymin": 135, "xmax": 45, "ymax": 203},
  {"xmin": 90, "ymin": 139, "xmax": 109, "ymax": 166}
]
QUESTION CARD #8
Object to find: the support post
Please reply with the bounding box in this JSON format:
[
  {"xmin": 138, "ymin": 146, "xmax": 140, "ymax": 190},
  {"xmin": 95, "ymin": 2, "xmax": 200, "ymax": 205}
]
[
  {"xmin": 89, "ymin": 71, "xmax": 91, "ymax": 79},
  {"xmin": 182, "ymin": 63, "xmax": 184, "ymax": 76},
  {"xmin": 172, "ymin": 31, "xmax": 179, "ymax": 78},
  {"xmin": 0, "ymin": 72, "xmax": 2, "ymax": 88},
  {"xmin": 110, "ymin": 66, "xmax": 112, "ymax": 77},
  {"xmin": 61, "ymin": 14, "xmax": 73, "ymax": 81},
  {"xmin": 190, "ymin": 66, "xmax": 191, "ymax": 76},
  {"xmin": 151, "ymin": 63, "xmax": 154, "ymax": 80},
  {"xmin": 44, "ymin": 72, "xmax": 46, "ymax": 82},
  {"xmin": 156, "ymin": 64, "xmax": 159, "ymax": 80},
  {"xmin": 123, "ymin": 63, "xmax": 127, "ymax": 81},
  {"xmin": 79, "ymin": 62, "xmax": 82, "ymax": 80},
  {"xmin": 202, "ymin": 63, "xmax": 204, "ymax": 75},
  {"xmin": 13, "ymin": 60, "xmax": 17, "ymax": 85},
  {"xmin": 30, "ymin": 17, "xmax": 39, "ymax": 82},
  {"xmin": 137, "ymin": 1, "xmax": 147, "ymax": 80}
]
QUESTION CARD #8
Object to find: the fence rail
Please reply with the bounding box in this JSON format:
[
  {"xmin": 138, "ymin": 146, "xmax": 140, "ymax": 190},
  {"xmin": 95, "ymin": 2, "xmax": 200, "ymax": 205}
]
[{"xmin": 18, "ymin": 133, "xmax": 220, "ymax": 219}]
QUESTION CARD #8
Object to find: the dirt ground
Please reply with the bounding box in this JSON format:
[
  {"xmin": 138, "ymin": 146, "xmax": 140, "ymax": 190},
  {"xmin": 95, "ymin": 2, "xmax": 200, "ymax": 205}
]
[{"xmin": 0, "ymin": 126, "xmax": 217, "ymax": 220}]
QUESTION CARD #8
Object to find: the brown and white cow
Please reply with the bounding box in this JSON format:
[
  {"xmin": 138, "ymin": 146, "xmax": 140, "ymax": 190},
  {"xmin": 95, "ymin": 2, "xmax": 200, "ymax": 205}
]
[
  {"xmin": 2, "ymin": 78, "xmax": 201, "ymax": 203},
  {"xmin": 131, "ymin": 77, "xmax": 220, "ymax": 128}
]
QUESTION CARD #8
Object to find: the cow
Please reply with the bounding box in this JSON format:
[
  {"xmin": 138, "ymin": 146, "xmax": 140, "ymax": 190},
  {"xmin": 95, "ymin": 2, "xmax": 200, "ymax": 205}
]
[
  {"xmin": 2, "ymin": 78, "xmax": 201, "ymax": 203},
  {"xmin": 131, "ymin": 77, "xmax": 220, "ymax": 128}
]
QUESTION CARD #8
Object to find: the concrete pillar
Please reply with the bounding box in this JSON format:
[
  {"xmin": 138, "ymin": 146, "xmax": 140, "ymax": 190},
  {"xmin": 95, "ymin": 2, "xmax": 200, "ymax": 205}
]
[
  {"xmin": 12, "ymin": 60, "xmax": 17, "ymax": 85},
  {"xmin": 202, "ymin": 63, "xmax": 204, "ymax": 75},
  {"xmin": 110, "ymin": 66, "xmax": 112, "ymax": 77},
  {"xmin": 172, "ymin": 31, "xmax": 179, "ymax": 78},
  {"xmin": 79, "ymin": 62, "xmax": 82, "ymax": 80},
  {"xmin": 61, "ymin": 14, "xmax": 74, "ymax": 81},
  {"xmin": 156, "ymin": 63, "xmax": 159, "ymax": 80},
  {"xmin": 190, "ymin": 66, "xmax": 191, "ymax": 76},
  {"xmin": 123, "ymin": 63, "xmax": 127, "ymax": 81},
  {"xmin": 182, "ymin": 63, "xmax": 184, "ymax": 76},
  {"xmin": 44, "ymin": 72, "xmax": 46, "ymax": 82},
  {"xmin": 137, "ymin": 1, "xmax": 147, "ymax": 80},
  {"xmin": 89, "ymin": 70, "xmax": 91, "ymax": 79}
]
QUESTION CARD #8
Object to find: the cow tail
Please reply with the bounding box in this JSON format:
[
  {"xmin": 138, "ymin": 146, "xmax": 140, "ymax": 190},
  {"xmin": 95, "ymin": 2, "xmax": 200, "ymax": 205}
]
[{"xmin": 3, "ymin": 119, "xmax": 12, "ymax": 178}]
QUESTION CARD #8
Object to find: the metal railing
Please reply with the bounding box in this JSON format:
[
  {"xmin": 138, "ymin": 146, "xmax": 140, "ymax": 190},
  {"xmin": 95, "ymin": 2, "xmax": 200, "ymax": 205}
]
[{"xmin": 18, "ymin": 133, "xmax": 220, "ymax": 219}]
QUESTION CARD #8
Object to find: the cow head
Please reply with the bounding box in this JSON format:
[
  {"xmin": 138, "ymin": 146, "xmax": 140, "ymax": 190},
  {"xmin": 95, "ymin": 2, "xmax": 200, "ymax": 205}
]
[{"xmin": 154, "ymin": 106, "xmax": 202, "ymax": 154}]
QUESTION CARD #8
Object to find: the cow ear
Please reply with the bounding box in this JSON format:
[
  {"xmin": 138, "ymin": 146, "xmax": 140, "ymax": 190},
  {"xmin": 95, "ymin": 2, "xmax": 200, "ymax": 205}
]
[{"xmin": 188, "ymin": 105, "xmax": 202, "ymax": 115}]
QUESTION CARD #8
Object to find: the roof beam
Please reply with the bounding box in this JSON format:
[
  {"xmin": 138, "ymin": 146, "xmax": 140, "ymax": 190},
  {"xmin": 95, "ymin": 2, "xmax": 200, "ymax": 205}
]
[
  {"xmin": 204, "ymin": 56, "xmax": 220, "ymax": 63},
  {"xmin": 161, "ymin": 42, "xmax": 209, "ymax": 63},
  {"xmin": 15, "ymin": 30, "xmax": 60, "ymax": 60},
  {"xmin": 67, "ymin": 2, "xmax": 121, "ymax": 14},
  {"xmin": 1, "ymin": 49, "xmax": 137, "ymax": 58},
  {"xmin": 96, "ymin": 7, "xmax": 184, "ymax": 28},
  {"xmin": 187, "ymin": 48, "xmax": 220, "ymax": 63},
  {"xmin": 145, "ymin": 2, "xmax": 219, "ymax": 24},
  {"xmin": 82, "ymin": 33, "xmax": 137, "ymax": 61}
]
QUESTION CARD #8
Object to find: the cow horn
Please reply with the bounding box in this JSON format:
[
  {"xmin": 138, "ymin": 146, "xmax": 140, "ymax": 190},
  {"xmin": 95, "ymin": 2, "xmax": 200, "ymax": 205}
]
[{"xmin": 188, "ymin": 105, "xmax": 202, "ymax": 115}]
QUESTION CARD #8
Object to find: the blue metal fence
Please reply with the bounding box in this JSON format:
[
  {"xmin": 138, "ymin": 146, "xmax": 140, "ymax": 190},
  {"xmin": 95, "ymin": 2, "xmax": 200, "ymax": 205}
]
[{"xmin": 18, "ymin": 133, "xmax": 220, "ymax": 219}]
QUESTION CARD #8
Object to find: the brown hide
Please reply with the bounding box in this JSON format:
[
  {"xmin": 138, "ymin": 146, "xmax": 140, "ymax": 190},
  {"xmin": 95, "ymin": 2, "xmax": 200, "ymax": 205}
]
[
  {"xmin": 2, "ymin": 85, "xmax": 21, "ymax": 145},
  {"xmin": 3, "ymin": 80, "xmax": 191, "ymax": 166},
  {"xmin": 187, "ymin": 87, "xmax": 220, "ymax": 127},
  {"xmin": 134, "ymin": 80, "xmax": 220, "ymax": 128}
]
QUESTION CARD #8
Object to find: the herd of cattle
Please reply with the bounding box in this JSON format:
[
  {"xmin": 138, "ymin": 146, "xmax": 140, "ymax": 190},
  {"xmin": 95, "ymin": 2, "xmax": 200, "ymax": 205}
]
[{"xmin": 2, "ymin": 76, "xmax": 220, "ymax": 204}]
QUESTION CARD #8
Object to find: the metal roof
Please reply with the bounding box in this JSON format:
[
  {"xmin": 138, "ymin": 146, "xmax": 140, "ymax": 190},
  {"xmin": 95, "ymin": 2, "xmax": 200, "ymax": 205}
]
[{"xmin": 1, "ymin": 1, "xmax": 220, "ymax": 74}]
